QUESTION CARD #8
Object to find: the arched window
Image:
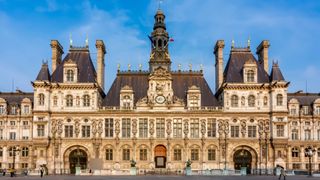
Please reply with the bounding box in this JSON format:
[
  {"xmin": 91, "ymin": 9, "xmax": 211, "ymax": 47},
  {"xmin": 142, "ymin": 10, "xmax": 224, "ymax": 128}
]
[
  {"xmin": 231, "ymin": 95, "xmax": 239, "ymax": 107},
  {"xmin": 83, "ymin": 95, "xmax": 90, "ymax": 107},
  {"xmin": 66, "ymin": 69, "xmax": 74, "ymax": 82},
  {"xmin": 66, "ymin": 95, "xmax": 73, "ymax": 107},
  {"xmin": 38, "ymin": 93, "xmax": 45, "ymax": 106},
  {"xmin": 277, "ymin": 94, "xmax": 283, "ymax": 106},
  {"xmin": 246, "ymin": 70, "xmax": 255, "ymax": 82},
  {"xmin": 158, "ymin": 39, "xmax": 162, "ymax": 48},
  {"xmin": 22, "ymin": 147, "xmax": 29, "ymax": 157},
  {"xmin": 248, "ymin": 95, "xmax": 255, "ymax": 107},
  {"xmin": 292, "ymin": 147, "xmax": 299, "ymax": 157}
]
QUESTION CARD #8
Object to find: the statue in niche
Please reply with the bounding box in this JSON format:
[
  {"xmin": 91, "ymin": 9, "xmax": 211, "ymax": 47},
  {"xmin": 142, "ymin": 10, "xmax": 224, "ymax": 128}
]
[
  {"xmin": 156, "ymin": 82, "xmax": 164, "ymax": 92},
  {"xmin": 241, "ymin": 96, "xmax": 245, "ymax": 106}
]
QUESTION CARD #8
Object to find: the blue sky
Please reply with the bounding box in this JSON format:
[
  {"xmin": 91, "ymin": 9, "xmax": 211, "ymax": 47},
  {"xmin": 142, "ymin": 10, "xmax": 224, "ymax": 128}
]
[{"xmin": 0, "ymin": 0, "xmax": 320, "ymax": 93}]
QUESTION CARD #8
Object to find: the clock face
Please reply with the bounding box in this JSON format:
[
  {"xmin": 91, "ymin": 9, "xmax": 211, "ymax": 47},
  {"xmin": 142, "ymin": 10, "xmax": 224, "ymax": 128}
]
[{"xmin": 155, "ymin": 95, "xmax": 166, "ymax": 104}]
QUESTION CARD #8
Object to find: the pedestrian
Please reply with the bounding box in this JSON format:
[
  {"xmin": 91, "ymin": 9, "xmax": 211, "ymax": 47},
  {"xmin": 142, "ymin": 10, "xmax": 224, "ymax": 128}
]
[
  {"xmin": 40, "ymin": 168, "xmax": 44, "ymax": 178},
  {"xmin": 3, "ymin": 168, "xmax": 6, "ymax": 176},
  {"xmin": 279, "ymin": 167, "xmax": 286, "ymax": 180}
]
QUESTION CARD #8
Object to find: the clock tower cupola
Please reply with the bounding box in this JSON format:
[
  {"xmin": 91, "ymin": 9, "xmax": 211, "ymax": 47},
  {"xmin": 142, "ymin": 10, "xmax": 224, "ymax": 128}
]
[{"xmin": 149, "ymin": 9, "xmax": 171, "ymax": 72}]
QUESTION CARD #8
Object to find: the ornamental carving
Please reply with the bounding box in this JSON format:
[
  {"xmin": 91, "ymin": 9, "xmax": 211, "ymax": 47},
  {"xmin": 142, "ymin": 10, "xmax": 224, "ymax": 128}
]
[
  {"xmin": 51, "ymin": 120, "xmax": 57, "ymax": 136},
  {"xmin": 183, "ymin": 119, "xmax": 189, "ymax": 136},
  {"xmin": 74, "ymin": 119, "xmax": 80, "ymax": 137},
  {"xmin": 97, "ymin": 119, "xmax": 103, "ymax": 137},
  {"xmin": 166, "ymin": 119, "xmax": 172, "ymax": 135},
  {"xmin": 57, "ymin": 119, "xmax": 63, "ymax": 136},
  {"xmin": 115, "ymin": 119, "xmax": 120, "ymax": 136},
  {"xmin": 132, "ymin": 119, "xmax": 137, "ymax": 136},
  {"xmin": 201, "ymin": 119, "xmax": 206, "ymax": 136},
  {"xmin": 240, "ymin": 119, "xmax": 247, "ymax": 137},
  {"xmin": 149, "ymin": 119, "xmax": 154, "ymax": 135},
  {"xmin": 92, "ymin": 119, "xmax": 98, "ymax": 136}
]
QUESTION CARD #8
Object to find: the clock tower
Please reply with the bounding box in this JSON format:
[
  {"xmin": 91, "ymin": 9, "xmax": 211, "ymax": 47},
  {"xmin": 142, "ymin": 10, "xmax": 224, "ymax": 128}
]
[{"xmin": 148, "ymin": 9, "xmax": 171, "ymax": 72}]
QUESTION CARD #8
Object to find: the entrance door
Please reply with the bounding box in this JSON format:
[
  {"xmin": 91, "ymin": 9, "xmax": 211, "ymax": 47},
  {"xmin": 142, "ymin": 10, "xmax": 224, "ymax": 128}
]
[
  {"xmin": 233, "ymin": 149, "xmax": 252, "ymax": 174},
  {"xmin": 154, "ymin": 145, "xmax": 166, "ymax": 168},
  {"xmin": 69, "ymin": 149, "xmax": 88, "ymax": 174}
]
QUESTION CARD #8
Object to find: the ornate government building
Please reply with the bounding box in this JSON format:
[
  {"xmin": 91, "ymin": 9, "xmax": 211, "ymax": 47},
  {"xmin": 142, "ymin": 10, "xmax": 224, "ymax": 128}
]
[{"xmin": 0, "ymin": 9, "xmax": 319, "ymax": 175}]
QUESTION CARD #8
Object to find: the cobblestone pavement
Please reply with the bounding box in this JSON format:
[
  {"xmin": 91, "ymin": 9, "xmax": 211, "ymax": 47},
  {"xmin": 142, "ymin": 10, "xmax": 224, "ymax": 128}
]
[{"xmin": 0, "ymin": 175, "xmax": 319, "ymax": 180}]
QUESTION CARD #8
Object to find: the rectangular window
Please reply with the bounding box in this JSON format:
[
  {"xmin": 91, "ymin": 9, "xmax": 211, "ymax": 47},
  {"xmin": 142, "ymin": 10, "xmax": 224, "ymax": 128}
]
[
  {"xmin": 190, "ymin": 118, "xmax": 199, "ymax": 138},
  {"xmin": 105, "ymin": 118, "xmax": 114, "ymax": 138},
  {"xmin": 248, "ymin": 126, "xmax": 256, "ymax": 138},
  {"xmin": 0, "ymin": 105, "xmax": 4, "ymax": 114},
  {"xmin": 318, "ymin": 130, "xmax": 320, "ymax": 140},
  {"xmin": 305, "ymin": 121, "xmax": 311, "ymax": 126},
  {"xmin": 174, "ymin": 149, "xmax": 181, "ymax": 161},
  {"xmin": 10, "ymin": 121, "xmax": 15, "ymax": 126},
  {"xmin": 139, "ymin": 149, "xmax": 147, "ymax": 161},
  {"xmin": 173, "ymin": 118, "xmax": 182, "ymax": 138},
  {"xmin": 23, "ymin": 121, "xmax": 28, "ymax": 126},
  {"xmin": 290, "ymin": 108, "xmax": 297, "ymax": 115},
  {"xmin": 156, "ymin": 118, "xmax": 165, "ymax": 138},
  {"xmin": 276, "ymin": 125, "xmax": 284, "ymax": 137},
  {"xmin": 106, "ymin": 149, "xmax": 113, "ymax": 160},
  {"xmin": 10, "ymin": 106, "xmax": 17, "ymax": 115},
  {"xmin": 292, "ymin": 163, "xmax": 300, "ymax": 169},
  {"xmin": 139, "ymin": 118, "xmax": 148, "ymax": 138},
  {"xmin": 231, "ymin": 126, "xmax": 239, "ymax": 137},
  {"xmin": 23, "ymin": 105, "xmax": 29, "ymax": 114},
  {"xmin": 122, "ymin": 149, "xmax": 130, "ymax": 161},
  {"xmin": 37, "ymin": 125, "xmax": 45, "ymax": 137},
  {"xmin": 315, "ymin": 106, "xmax": 320, "ymax": 115},
  {"xmin": 207, "ymin": 119, "xmax": 216, "ymax": 138},
  {"xmin": 208, "ymin": 149, "xmax": 216, "ymax": 161},
  {"xmin": 191, "ymin": 149, "xmax": 199, "ymax": 161},
  {"xmin": 9, "ymin": 132, "xmax": 16, "ymax": 140},
  {"xmin": 8, "ymin": 163, "xmax": 13, "ymax": 169},
  {"xmin": 21, "ymin": 163, "xmax": 28, "ymax": 169},
  {"xmin": 303, "ymin": 106, "xmax": 309, "ymax": 115},
  {"xmin": 65, "ymin": 125, "xmax": 73, "ymax": 138},
  {"xmin": 81, "ymin": 125, "xmax": 90, "ymax": 138},
  {"xmin": 0, "ymin": 129, "xmax": 3, "ymax": 139},
  {"xmin": 305, "ymin": 130, "xmax": 311, "ymax": 140},
  {"xmin": 122, "ymin": 118, "xmax": 131, "ymax": 138},
  {"xmin": 0, "ymin": 121, "xmax": 2, "ymax": 125},
  {"xmin": 291, "ymin": 130, "xmax": 299, "ymax": 140}
]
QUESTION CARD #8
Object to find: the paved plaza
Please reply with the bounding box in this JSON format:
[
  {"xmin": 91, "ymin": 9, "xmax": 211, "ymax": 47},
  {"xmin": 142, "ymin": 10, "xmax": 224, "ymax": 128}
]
[{"xmin": 0, "ymin": 175, "xmax": 319, "ymax": 180}]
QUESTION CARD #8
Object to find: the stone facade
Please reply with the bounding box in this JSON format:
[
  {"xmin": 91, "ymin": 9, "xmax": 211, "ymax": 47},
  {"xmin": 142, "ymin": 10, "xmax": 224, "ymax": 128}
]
[{"xmin": 0, "ymin": 9, "xmax": 319, "ymax": 175}]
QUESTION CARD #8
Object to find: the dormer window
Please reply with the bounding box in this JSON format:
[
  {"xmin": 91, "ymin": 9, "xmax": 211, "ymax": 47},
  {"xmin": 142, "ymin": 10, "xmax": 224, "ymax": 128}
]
[
  {"xmin": 187, "ymin": 86, "xmax": 201, "ymax": 109},
  {"xmin": 66, "ymin": 69, "xmax": 74, "ymax": 82},
  {"xmin": 246, "ymin": 70, "xmax": 255, "ymax": 82},
  {"xmin": 66, "ymin": 95, "xmax": 73, "ymax": 107},
  {"xmin": 38, "ymin": 93, "xmax": 45, "ymax": 106},
  {"xmin": 0, "ymin": 105, "xmax": 5, "ymax": 114},
  {"xmin": 10, "ymin": 105, "xmax": 17, "ymax": 115},
  {"xmin": 276, "ymin": 94, "xmax": 283, "ymax": 106},
  {"xmin": 315, "ymin": 106, "xmax": 320, "ymax": 115},
  {"xmin": 120, "ymin": 86, "xmax": 134, "ymax": 110},
  {"xmin": 123, "ymin": 95, "xmax": 131, "ymax": 109},
  {"xmin": 302, "ymin": 106, "xmax": 309, "ymax": 115}
]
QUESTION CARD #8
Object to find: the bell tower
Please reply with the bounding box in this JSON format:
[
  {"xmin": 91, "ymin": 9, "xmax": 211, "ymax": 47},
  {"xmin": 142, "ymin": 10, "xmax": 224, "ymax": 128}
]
[{"xmin": 149, "ymin": 9, "xmax": 171, "ymax": 72}]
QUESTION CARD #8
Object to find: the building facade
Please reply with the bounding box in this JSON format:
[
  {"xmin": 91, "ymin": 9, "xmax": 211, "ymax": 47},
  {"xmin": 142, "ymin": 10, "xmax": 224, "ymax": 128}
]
[{"xmin": 0, "ymin": 9, "xmax": 320, "ymax": 175}]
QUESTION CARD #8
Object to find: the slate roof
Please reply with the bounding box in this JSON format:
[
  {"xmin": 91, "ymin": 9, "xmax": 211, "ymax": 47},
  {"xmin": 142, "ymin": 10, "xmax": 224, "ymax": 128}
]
[
  {"xmin": 51, "ymin": 48, "xmax": 97, "ymax": 83},
  {"xmin": 0, "ymin": 91, "xmax": 33, "ymax": 105},
  {"xmin": 223, "ymin": 48, "xmax": 270, "ymax": 83},
  {"xmin": 270, "ymin": 62, "xmax": 285, "ymax": 81},
  {"xmin": 103, "ymin": 72, "xmax": 219, "ymax": 107},
  {"xmin": 288, "ymin": 93, "xmax": 320, "ymax": 106},
  {"xmin": 36, "ymin": 63, "xmax": 51, "ymax": 81}
]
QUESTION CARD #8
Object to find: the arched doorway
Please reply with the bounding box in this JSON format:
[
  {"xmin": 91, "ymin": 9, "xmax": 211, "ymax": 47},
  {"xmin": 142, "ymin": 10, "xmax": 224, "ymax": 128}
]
[
  {"xmin": 69, "ymin": 149, "xmax": 88, "ymax": 174},
  {"xmin": 233, "ymin": 149, "xmax": 252, "ymax": 174},
  {"xmin": 154, "ymin": 145, "xmax": 166, "ymax": 168}
]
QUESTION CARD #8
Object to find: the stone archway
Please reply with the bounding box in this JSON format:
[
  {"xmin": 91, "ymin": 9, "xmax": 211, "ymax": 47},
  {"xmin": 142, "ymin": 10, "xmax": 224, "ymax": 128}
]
[
  {"xmin": 63, "ymin": 146, "xmax": 90, "ymax": 174},
  {"xmin": 231, "ymin": 145, "xmax": 258, "ymax": 174},
  {"xmin": 154, "ymin": 145, "xmax": 166, "ymax": 168}
]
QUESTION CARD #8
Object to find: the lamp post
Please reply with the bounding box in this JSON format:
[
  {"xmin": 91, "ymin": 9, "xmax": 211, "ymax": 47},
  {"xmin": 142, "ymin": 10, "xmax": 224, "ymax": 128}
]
[
  {"xmin": 304, "ymin": 146, "xmax": 316, "ymax": 177},
  {"xmin": 12, "ymin": 147, "xmax": 20, "ymax": 176}
]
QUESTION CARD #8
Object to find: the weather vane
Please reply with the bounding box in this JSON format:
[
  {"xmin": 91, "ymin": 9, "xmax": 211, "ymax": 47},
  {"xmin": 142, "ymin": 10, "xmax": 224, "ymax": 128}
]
[
  {"xmin": 69, "ymin": 33, "xmax": 73, "ymax": 47},
  {"xmin": 158, "ymin": 0, "xmax": 163, "ymax": 10}
]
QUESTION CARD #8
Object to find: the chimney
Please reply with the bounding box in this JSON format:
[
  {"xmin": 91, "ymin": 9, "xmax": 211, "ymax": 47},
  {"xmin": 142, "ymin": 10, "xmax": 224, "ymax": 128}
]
[
  {"xmin": 214, "ymin": 40, "xmax": 225, "ymax": 91},
  {"xmin": 95, "ymin": 40, "xmax": 106, "ymax": 90},
  {"xmin": 256, "ymin": 40, "xmax": 270, "ymax": 73},
  {"xmin": 50, "ymin": 40, "xmax": 64, "ymax": 73}
]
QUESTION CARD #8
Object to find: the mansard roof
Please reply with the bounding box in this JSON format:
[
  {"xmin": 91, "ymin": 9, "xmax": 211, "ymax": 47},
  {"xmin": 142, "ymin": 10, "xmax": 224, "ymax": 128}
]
[
  {"xmin": 288, "ymin": 93, "xmax": 320, "ymax": 106},
  {"xmin": 36, "ymin": 63, "xmax": 51, "ymax": 81},
  {"xmin": 103, "ymin": 71, "xmax": 218, "ymax": 107},
  {"xmin": 270, "ymin": 62, "xmax": 285, "ymax": 81},
  {"xmin": 51, "ymin": 48, "xmax": 97, "ymax": 83},
  {"xmin": 224, "ymin": 48, "xmax": 269, "ymax": 83},
  {"xmin": 0, "ymin": 91, "xmax": 33, "ymax": 105}
]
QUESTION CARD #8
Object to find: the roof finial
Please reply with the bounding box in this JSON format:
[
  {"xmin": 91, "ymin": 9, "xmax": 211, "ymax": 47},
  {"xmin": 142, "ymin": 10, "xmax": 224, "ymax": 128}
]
[
  {"xmin": 139, "ymin": 64, "xmax": 142, "ymax": 71},
  {"xmin": 189, "ymin": 63, "xmax": 192, "ymax": 71},
  {"xmin": 128, "ymin": 64, "xmax": 131, "ymax": 71},
  {"xmin": 85, "ymin": 33, "xmax": 89, "ymax": 47},
  {"xmin": 200, "ymin": 64, "xmax": 203, "ymax": 72},
  {"xmin": 247, "ymin": 35, "xmax": 251, "ymax": 48},
  {"xmin": 69, "ymin": 33, "xmax": 73, "ymax": 47},
  {"xmin": 117, "ymin": 64, "xmax": 120, "ymax": 72},
  {"xmin": 178, "ymin": 64, "xmax": 181, "ymax": 71},
  {"xmin": 231, "ymin": 39, "xmax": 235, "ymax": 48}
]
